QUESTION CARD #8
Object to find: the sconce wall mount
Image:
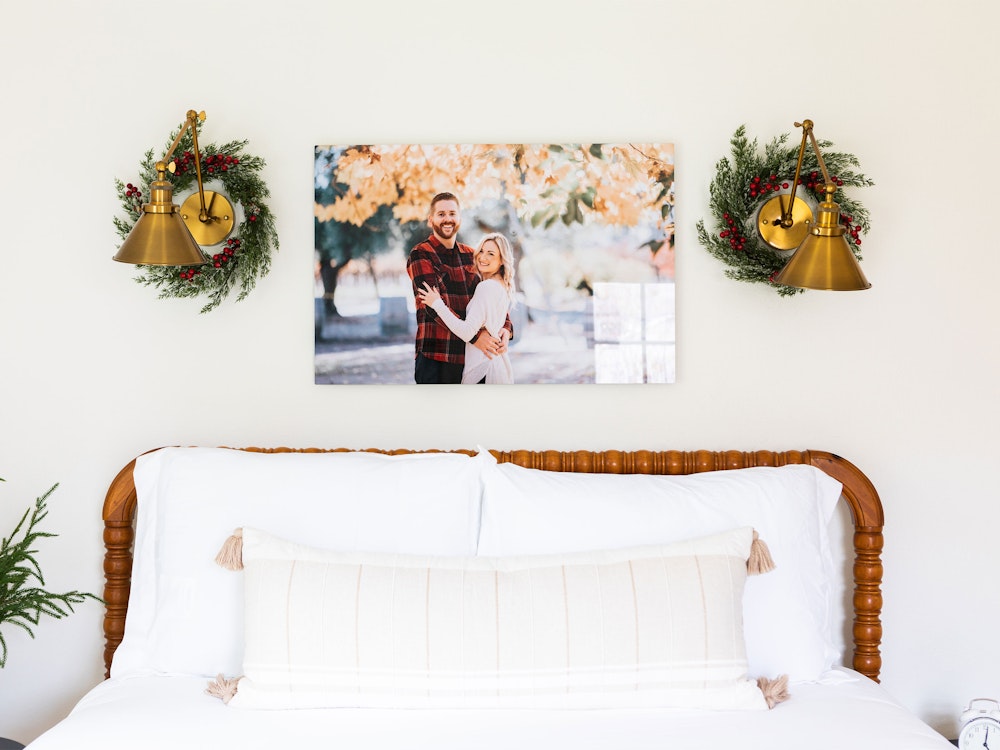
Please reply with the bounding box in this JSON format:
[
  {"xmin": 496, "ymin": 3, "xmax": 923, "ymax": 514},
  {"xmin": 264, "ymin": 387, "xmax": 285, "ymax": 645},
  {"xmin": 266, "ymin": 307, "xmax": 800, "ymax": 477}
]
[
  {"xmin": 756, "ymin": 120, "xmax": 870, "ymax": 291},
  {"xmin": 113, "ymin": 109, "xmax": 278, "ymax": 313},
  {"xmin": 696, "ymin": 121, "xmax": 873, "ymax": 295},
  {"xmin": 114, "ymin": 110, "xmax": 235, "ymax": 266}
]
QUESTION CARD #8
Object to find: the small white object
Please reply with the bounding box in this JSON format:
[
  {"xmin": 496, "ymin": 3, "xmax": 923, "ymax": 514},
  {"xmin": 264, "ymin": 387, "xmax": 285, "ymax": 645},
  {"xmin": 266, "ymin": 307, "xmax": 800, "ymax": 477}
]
[{"xmin": 959, "ymin": 698, "xmax": 1000, "ymax": 750}]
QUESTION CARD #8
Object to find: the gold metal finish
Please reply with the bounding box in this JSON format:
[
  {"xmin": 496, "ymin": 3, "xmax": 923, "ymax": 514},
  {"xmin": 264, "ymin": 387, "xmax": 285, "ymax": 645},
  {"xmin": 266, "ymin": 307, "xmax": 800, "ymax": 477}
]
[
  {"xmin": 773, "ymin": 183, "xmax": 871, "ymax": 290},
  {"xmin": 757, "ymin": 195, "xmax": 813, "ymax": 250},
  {"xmin": 180, "ymin": 190, "xmax": 235, "ymax": 246},
  {"xmin": 758, "ymin": 119, "xmax": 871, "ymax": 291},
  {"xmin": 114, "ymin": 109, "xmax": 234, "ymax": 265},
  {"xmin": 113, "ymin": 162, "xmax": 207, "ymax": 265}
]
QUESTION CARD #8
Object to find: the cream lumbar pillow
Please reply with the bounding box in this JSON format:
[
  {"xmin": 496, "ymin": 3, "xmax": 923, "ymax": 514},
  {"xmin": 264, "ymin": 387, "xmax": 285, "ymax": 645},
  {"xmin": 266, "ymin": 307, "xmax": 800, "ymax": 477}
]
[{"xmin": 209, "ymin": 526, "xmax": 786, "ymax": 710}]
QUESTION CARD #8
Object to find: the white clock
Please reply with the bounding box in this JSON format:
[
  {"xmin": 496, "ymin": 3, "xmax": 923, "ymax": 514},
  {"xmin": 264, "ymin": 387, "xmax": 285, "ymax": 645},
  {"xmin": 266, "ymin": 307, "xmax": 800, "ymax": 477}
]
[{"xmin": 959, "ymin": 698, "xmax": 1000, "ymax": 750}]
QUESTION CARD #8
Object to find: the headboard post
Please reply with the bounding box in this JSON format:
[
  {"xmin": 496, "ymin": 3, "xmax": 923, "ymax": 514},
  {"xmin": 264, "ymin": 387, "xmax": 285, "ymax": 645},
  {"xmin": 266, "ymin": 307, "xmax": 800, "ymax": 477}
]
[
  {"xmin": 852, "ymin": 529, "xmax": 885, "ymax": 679},
  {"xmin": 807, "ymin": 451, "xmax": 884, "ymax": 681},
  {"xmin": 101, "ymin": 447, "xmax": 884, "ymax": 681},
  {"xmin": 101, "ymin": 459, "xmax": 138, "ymax": 675}
]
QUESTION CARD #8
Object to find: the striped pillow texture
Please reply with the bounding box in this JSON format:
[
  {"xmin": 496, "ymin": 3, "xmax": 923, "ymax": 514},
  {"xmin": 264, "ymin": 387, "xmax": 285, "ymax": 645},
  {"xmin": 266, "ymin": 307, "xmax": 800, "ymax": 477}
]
[{"xmin": 225, "ymin": 526, "xmax": 771, "ymax": 710}]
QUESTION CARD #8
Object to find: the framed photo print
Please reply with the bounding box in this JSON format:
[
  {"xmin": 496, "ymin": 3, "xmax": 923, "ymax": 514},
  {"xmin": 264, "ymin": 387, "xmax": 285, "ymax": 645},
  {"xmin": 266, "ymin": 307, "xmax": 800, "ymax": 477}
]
[{"xmin": 314, "ymin": 142, "xmax": 674, "ymax": 384}]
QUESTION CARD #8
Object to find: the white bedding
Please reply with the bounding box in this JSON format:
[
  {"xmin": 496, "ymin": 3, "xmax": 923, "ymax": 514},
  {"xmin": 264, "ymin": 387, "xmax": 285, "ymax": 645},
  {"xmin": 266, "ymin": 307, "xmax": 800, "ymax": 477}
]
[
  {"xmin": 27, "ymin": 670, "xmax": 953, "ymax": 750},
  {"xmin": 52, "ymin": 449, "xmax": 942, "ymax": 750}
]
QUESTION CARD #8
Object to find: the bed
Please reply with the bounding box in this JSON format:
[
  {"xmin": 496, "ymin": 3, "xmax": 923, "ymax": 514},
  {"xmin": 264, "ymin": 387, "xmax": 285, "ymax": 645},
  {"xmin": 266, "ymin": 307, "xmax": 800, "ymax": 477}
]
[{"xmin": 26, "ymin": 446, "xmax": 953, "ymax": 749}]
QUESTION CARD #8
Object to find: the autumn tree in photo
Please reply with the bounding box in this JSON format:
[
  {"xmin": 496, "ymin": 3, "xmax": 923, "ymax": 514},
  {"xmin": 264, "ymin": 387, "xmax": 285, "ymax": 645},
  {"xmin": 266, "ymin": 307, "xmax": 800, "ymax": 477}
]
[{"xmin": 314, "ymin": 143, "xmax": 675, "ymax": 311}]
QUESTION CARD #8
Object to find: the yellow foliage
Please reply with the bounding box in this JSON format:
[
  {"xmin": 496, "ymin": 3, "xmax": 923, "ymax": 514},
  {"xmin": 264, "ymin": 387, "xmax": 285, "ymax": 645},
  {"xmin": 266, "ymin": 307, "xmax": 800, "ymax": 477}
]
[{"xmin": 315, "ymin": 142, "xmax": 674, "ymax": 231}]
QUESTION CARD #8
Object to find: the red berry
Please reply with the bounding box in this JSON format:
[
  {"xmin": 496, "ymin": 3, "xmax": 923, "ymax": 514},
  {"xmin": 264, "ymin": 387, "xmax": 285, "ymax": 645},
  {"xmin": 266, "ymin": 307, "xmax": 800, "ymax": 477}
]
[{"xmin": 782, "ymin": 182, "xmax": 789, "ymax": 189}]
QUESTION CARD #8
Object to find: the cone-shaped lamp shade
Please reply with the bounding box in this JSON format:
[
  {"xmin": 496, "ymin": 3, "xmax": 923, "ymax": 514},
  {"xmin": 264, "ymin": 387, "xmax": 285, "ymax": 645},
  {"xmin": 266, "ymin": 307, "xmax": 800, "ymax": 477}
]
[
  {"xmin": 774, "ymin": 194, "xmax": 870, "ymax": 291},
  {"xmin": 773, "ymin": 232, "xmax": 870, "ymax": 290},
  {"xmin": 113, "ymin": 175, "xmax": 208, "ymax": 266}
]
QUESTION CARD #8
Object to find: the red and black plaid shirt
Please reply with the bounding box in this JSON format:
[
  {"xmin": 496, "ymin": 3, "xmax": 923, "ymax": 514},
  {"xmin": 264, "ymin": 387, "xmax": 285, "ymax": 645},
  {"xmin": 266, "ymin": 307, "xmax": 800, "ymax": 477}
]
[{"xmin": 406, "ymin": 234, "xmax": 512, "ymax": 364}]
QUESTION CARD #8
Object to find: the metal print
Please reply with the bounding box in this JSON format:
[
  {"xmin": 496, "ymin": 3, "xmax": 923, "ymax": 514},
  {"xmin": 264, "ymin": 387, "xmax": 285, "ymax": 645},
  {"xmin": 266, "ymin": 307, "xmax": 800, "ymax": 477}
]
[{"xmin": 314, "ymin": 143, "xmax": 675, "ymax": 384}]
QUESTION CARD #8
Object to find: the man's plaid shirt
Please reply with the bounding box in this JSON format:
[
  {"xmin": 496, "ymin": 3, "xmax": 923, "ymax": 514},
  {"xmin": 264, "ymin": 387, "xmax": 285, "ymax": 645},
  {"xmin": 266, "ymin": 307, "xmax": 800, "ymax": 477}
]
[{"xmin": 406, "ymin": 234, "xmax": 513, "ymax": 364}]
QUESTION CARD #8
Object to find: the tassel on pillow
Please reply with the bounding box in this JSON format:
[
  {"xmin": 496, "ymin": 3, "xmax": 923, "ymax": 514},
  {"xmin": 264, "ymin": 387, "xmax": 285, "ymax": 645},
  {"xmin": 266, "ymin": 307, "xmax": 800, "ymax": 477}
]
[
  {"xmin": 214, "ymin": 528, "xmax": 244, "ymax": 571},
  {"xmin": 747, "ymin": 529, "xmax": 776, "ymax": 575},
  {"xmin": 206, "ymin": 674, "xmax": 240, "ymax": 704},
  {"xmin": 756, "ymin": 674, "xmax": 790, "ymax": 708}
]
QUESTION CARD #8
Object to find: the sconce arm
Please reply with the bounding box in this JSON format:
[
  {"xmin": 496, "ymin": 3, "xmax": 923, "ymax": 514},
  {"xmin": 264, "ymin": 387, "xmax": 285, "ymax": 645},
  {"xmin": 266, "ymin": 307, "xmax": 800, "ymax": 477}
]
[
  {"xmin": 801, "ymin": 120, "xmax": 834, "ymax": 186},
  {"xmin": 153, "ymin": 110, "xmax": 210, "ymax": 222},
  {"xmin": 778, "ymin": 119, "xmax": 837, "ymax": 228}
]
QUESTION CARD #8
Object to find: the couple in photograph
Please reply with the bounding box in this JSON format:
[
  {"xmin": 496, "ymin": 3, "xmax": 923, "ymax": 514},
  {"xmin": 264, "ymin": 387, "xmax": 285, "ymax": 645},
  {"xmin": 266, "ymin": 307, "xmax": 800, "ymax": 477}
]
[{"xmin": 406, "ymin": 192, "xmax": 516, "ymax": 384}]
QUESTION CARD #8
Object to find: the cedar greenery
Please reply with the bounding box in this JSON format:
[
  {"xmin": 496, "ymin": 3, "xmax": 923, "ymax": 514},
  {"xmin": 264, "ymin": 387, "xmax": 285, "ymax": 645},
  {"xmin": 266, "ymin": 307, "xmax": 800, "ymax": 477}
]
[
  {"xmin": 0, "ymin": 480, "xmax": 100, "ymax": 667},
  {"xmin": 114, "ymin": 123, "xmax": 279, "ymax": 313},
  {"xmin": 696, "ymin": 125, "xmax": 873, "ymax": 296}
]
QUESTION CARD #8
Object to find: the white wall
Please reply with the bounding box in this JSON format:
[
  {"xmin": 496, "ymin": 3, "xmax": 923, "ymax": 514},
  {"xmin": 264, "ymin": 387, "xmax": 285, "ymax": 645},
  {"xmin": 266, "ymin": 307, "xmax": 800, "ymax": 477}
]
[{"xmin": 1, "ymin": 0, "xmax": 997, "ymax": 742}]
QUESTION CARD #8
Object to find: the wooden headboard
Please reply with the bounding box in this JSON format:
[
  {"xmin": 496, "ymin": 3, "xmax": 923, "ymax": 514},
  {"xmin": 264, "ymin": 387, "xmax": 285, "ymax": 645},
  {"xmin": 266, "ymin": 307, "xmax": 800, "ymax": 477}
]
[{"xmin": 100, "ymin": 448, "xmax": 884, "ymax": 681}]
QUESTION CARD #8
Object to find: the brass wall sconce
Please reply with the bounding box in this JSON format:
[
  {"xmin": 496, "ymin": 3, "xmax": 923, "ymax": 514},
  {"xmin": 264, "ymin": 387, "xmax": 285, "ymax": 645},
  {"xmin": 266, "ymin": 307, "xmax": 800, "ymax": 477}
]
[
  {"xmin": 113, "ymin": 110, "xmax": 235, "ymax": 266},
  {"xmin": 757, "ymin": 120, "xmax": 871, "ymax": 291}
]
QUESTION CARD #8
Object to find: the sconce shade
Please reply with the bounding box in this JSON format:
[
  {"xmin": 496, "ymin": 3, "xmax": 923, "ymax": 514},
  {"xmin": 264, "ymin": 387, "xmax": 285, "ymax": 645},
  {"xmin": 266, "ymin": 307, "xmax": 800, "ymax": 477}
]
[
  {"xmin": 114, "ymin": 173, "xmax": 208, "ymax": 266},
  {"xmin": 774, "ymin": 192, "xmax": 870, "ymax": 291},
  {"xmin": 774, "ymin": 230, "xmax": 871, "ymax": 291}
]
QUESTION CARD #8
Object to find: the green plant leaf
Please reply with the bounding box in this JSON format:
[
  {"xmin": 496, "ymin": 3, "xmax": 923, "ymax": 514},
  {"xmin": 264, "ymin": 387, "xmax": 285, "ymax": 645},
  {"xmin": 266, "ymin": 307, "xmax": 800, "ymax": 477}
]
[{"xmin": 1, "ymin": 483, "xmax": 101, "ymax": 668}]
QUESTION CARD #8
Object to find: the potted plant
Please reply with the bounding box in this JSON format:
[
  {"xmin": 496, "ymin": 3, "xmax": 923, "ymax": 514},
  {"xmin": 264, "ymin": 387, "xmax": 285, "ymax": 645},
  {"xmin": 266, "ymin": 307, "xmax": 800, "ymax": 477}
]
[{"xmin": 0, "ymin": 478, "xmax": 99, "ymax": 667}]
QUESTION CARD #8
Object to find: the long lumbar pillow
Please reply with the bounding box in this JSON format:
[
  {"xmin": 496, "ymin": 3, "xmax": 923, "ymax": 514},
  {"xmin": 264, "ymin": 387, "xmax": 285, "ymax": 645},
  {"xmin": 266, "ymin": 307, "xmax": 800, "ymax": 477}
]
[{"xmin": 209, "ymin": 526, "xmax": 787, "ymax": 710}]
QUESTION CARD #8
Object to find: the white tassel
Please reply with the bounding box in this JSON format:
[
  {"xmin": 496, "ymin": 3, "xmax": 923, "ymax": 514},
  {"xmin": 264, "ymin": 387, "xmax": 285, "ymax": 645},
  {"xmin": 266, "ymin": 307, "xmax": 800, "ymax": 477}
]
[
  {"xmin": 756, "ymin": 674, "xmax": 790, "ymax": 708},
  {"xmin": 747, "ymin": 529, "xmax": 776, "ymax": 575},
  {"xmin": 214, "ymin": 528, "xmax": 244, "ymax": 571},
  {"xmin": 205, "ymin": 674, "xmax": 241, "ymax": 704}
]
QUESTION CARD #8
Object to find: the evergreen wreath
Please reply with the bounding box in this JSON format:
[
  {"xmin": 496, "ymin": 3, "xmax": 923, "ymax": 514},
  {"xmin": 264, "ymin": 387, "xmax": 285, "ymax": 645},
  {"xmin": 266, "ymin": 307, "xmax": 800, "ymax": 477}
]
[
  {"xmin": 114, "ymin": 124, "xmax": 278, "ymax": 313},
  {"xmin": 696, "ymin": 125, "xmax": 873, "ymax": 296}
]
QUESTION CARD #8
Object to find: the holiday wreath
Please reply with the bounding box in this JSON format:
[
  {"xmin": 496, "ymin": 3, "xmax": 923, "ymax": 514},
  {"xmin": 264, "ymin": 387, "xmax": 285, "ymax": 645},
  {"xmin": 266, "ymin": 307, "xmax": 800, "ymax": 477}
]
[
  {"xmin": 114, "ymin": 124, "xmax": 278, "ymax": 313},
  {"xmin": 696, "ymin": 125, "xmax": 873, "ymax": 296}
]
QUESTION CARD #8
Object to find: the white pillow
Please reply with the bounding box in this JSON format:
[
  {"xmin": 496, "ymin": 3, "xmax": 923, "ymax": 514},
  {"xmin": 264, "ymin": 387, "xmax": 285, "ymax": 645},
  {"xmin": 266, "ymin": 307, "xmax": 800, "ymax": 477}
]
[
  {"xmin": 111, "ymin": 447, "xmax": 488, "ymax": 678},
  {"xmin": 476, "ymin": 459, "xmax": 842, "ymax": 682},
  {"xmin": 226, "ymin": 526, "xmax": 771, "ymax": 710}
]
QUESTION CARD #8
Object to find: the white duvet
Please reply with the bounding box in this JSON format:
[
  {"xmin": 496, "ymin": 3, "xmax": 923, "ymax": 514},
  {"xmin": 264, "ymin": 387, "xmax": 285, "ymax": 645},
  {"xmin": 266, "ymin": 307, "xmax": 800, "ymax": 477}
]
[{"xmin": 27, "ymin": 669, "xmax": 953, "ymax": 750}]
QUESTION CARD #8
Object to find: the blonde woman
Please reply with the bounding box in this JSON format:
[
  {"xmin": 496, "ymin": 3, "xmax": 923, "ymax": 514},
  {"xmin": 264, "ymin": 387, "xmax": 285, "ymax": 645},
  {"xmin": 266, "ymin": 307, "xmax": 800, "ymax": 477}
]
[{"xmin": 417, "ymin": 232, "xmax": 516, "ymax": 384}]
